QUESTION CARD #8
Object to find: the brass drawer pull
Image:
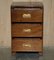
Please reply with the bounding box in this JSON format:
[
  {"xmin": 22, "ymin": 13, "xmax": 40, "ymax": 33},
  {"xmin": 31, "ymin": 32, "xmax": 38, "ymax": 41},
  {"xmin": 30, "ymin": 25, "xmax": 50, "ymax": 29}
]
[
  {"xmin": 23, "ymin": 29, "xmax": 32, "ymax": 32},
  {"xmin": 22, "ymin": 14, "xmax": 31, "ymax": 18},
  {"xmin": 23, "ymin": 44, "xmax": 31, "ymax": 47}
]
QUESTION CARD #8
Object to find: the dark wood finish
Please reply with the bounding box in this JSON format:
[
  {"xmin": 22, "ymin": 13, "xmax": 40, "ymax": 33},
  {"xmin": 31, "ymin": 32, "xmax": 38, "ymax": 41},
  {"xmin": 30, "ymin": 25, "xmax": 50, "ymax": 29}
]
[
  {"xmin": 12, "ymin": 24, "xmax": 42, "ymax": 37},
  {"xmin": 11, "ymin": 2, "xmax": 43, "ymax": 55},
  {"xmin": 11, "ymin": 8, "xmax": 42, "ymax": 22},
  {"xmin": 12, "ymin": 38, "xmax": 42, "ymax": 52}
]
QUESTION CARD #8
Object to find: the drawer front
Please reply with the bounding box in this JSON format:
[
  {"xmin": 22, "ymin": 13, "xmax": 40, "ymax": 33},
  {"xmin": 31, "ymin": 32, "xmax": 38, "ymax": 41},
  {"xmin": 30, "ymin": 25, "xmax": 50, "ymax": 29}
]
[
  {"xmin": 11, "ymin": 8, "xmax": 42, "ymax": 22},
  {"xmin": 12, "ymin": 38, "xmax": 43, "ymax": 52},
  {"xmin": 12, "ymin": 24, "xmax": 42, "ymax": 37}
]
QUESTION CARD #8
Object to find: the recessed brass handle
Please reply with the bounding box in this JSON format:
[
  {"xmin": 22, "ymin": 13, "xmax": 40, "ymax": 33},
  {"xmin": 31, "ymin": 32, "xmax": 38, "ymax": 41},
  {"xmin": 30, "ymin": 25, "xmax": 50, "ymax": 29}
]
[
  {"xmin": 22, "ymin": 14, "xmax": 31, "ymax": 18},
  {"xmin": 23, "ymin": 44, "xmax": 31, "ymax": 47},
  {"xmin": 23, "ymin": 29, "xmax": 32, "ymax": 32}
]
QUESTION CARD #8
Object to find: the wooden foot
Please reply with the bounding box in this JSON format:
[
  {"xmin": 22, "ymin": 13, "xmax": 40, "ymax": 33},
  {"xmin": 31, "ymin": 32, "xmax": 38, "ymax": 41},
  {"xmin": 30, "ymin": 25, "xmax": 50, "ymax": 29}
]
[
  {"xmin": 12, "ymin": 52, "xmax": 16, "ymax": 56},
  {"xmin": 39, "ymin": 52, "xmax": 43, "ymax": 56}
]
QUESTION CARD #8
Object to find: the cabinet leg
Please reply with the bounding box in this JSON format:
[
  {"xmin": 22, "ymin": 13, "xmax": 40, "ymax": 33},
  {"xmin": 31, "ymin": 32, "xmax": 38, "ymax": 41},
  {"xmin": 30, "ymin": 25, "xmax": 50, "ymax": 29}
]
[
  {"xmin": 39, "ymin": 52, "xmax": 43, "ymax": 56},
  {"xmin": 12, "ymin": 52, "xmax": 16, "ymax": 56}
]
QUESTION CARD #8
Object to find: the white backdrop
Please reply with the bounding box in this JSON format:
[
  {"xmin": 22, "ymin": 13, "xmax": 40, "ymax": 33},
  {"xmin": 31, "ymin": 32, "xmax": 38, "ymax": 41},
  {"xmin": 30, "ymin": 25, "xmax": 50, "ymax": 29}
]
[{"xmin": 0, "ymin": 0, "xmax": 54, "ymax": 48}]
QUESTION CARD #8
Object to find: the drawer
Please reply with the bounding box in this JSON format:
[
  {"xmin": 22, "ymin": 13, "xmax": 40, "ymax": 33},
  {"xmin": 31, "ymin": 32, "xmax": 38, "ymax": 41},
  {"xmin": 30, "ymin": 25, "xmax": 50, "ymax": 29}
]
[
  {"xmin": 11, "ymin": 8, "xmax": 42, "ymax": 22},
  {"xmin": 12, "ymin": 38, "xmax": 43, "ymax": 52},
  {"xmin": 12, "ymin": 24, "xmax": 42, "ymax": 37}
]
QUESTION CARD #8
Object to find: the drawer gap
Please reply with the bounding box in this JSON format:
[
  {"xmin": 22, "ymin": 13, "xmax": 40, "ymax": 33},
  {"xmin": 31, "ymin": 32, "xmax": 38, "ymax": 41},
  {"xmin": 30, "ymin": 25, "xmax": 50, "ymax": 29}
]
[
  {"xmin": 12, "ymin": 22, "xmax": 43, "ymax": 24},
  {"xmin": 12, "ymin": 37, "xmax": 43, "ymax": 39}
]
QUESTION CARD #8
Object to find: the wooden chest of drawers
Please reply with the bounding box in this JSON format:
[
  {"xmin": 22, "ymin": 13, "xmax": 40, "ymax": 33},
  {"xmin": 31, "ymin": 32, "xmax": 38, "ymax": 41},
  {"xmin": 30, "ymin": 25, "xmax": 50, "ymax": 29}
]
[{"xmin": 11, "ymin": 2, "xmax": 43, "ymax": 55}]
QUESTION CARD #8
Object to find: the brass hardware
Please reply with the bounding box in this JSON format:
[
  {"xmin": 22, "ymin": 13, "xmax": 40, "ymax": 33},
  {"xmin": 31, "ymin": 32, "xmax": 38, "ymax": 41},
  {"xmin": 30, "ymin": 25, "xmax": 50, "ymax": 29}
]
[
  {"xmin": 22, "ymin": 14, "xmax": 31, "ymax": 18},
  {"xmin": 23, "ymin": 44, "xmax": 31, "ymax": 47},
  {"xmin": 23, "ymin": 29, "xmax": 32, "ymax": 32}
]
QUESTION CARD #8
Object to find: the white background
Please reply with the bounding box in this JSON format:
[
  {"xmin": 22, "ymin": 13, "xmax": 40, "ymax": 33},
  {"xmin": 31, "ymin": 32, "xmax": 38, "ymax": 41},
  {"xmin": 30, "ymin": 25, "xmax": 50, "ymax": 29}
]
[{"xmin": 0, "ymin": 0, "xmax": 54, "ymax": 48}]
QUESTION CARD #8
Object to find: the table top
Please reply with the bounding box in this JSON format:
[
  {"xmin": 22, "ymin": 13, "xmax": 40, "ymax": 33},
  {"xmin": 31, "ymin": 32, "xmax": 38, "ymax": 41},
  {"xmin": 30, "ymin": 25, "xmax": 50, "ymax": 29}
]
[{"xmin": 11, "ymin": 2, "xmax": 43, "ymax": 8}]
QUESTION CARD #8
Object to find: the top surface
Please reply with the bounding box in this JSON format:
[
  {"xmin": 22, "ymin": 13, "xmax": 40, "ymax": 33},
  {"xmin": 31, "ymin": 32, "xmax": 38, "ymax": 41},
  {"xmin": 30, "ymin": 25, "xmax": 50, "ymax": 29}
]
[{"xmin": 11, "ymin": 2, "xmax": 43, "ymax": 8}]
